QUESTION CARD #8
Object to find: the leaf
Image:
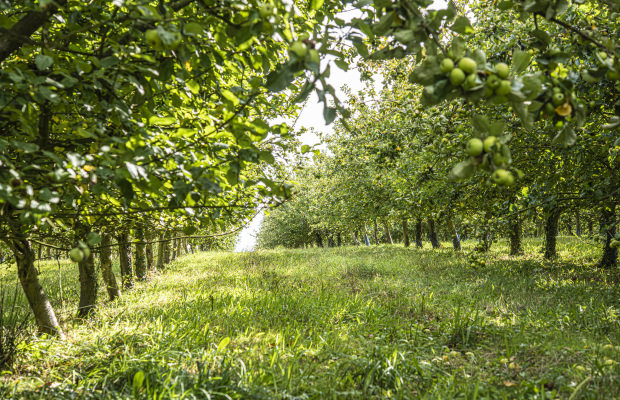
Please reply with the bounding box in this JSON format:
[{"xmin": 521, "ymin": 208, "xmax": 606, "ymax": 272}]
[
  {"xmin": 35, "ymin": 55, "xmax": 53, "ymax": 71},
  {"xmin": 301, "ymin": 144, "xmax": 311, "ymax": 153},
  {"xmin": 133, "ymin": 370, "xmax": 145, "ymax": 393},
  {"xmin": 184, "ymin": 22, "xmax": 204, "ymax": 35},
  {"xmin": 450, "ymin": 16, "xmax": 474, "ymax": 35},
  {"xmin": 266, "ymin": 66, "xmax": 294, "ymax": 92},
  {"xmin": 86, "ymin": 232, "xmax": 101, "ymax": 246},
  {"xmin": 126, "ymin": 162, "xmax": 146, "ymax": 180},
  {"xmin": 217, "ymin": 337, "xmax": 231, "ymax": 352},
  {"xmin": 373, "ymin": 12, "xmax": 394, "ymax": 36},
  {"xmin": 149, "ymin": 116, "xmax": 176, "ymax": 125},
  {"xmin": 310, "ymin": 0, "xmax": 324, "ymax": 10},
  {"xmin": 451, "ymin": 161, "xmax": 475, "ymax": 179},
  {"xmin": 472, "ymin": 115, "xmax": 491, "ymax": 135},
  {"xmin": 221, "ymin": 89, "xmax": 239, "ymax": 106},
  {"xmin": 511, "ymin": 49, "xmax": 531, "ymax": 75},
  {"xmin": 323, "ymin": 107, "xmax": 337, "ymax": 124},
  {"xmin": 552, "ymin": 125, "xmax": 576, "ymax": 147}
]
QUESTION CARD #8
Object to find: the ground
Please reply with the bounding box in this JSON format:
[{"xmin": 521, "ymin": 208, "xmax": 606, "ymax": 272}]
[{"xmin": 0, "ymin": 237, "xmax": 619, "ymax": 399}]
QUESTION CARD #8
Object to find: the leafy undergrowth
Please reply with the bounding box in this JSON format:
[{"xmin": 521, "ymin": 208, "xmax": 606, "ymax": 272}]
[{"xmin": 1, "ymin": 238, "xmax": 619, "ymax": 399}]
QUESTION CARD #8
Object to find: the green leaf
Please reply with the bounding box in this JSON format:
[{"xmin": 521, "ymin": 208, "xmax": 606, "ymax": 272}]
[
  {"xmin": 35, "ymin": 55, "xmax": 53, "ymax": 71},
  {"xmin": 149, "ymin": 116, "xmax": 176, "ymax": 125},
  {"xmin": 451, "ymin": 161, "xmax": 475, "ymax": 179},
  {"xmin": 184, "ymin": 22, "xmax": 204, "ymax": 35},
  {"xmin": 221, "ymin": 89, "xmax": 239, "ymax": 106},
  {"xmin": 86, "ymin": 232, "xmax": 102, "ymax": 246},
  {"xmin": 310, "ymin": 0, "xmax": 324, "ymax": 10},
  {"xmin": 301, "ymin": 144, "xmax": 311, "ymax": 153},
  {"xmin": 511, "ymin": 49, "xmax": 531, "ymax": 75},
  {"xmin": 217, "ymin": 337, "xmax": 231, "ymax": 352},
  {"xmin": 552, "ymin": 125, "xmax": 576, "ymax": 147},
  {"xmin": 450, "ymin": 16, "xmax": 474, "ymax": 35},
  {"xmin": 323, "ymin": 107, "xmax": 337, "ymax": 124}
]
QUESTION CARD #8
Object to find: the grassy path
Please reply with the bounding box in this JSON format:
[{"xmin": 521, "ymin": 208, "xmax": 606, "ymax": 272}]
[{"xmin": 1, "ymin": 239, "xmax": 619, "ymax": 399}]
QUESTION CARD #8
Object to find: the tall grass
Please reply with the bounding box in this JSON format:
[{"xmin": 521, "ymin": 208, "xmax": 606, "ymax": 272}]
[{"xmin": 0, "ymin": 237, "xmax": 618, "ymax": 399}]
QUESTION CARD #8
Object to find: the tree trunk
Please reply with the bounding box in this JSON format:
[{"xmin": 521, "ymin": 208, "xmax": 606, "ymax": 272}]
[
  {"xmin": 415, "ymin": 219, "xmax": 423, "ymax": 248},
  {"xmin": 447, "ymin": 219, "xmax": 461, "ymax": 251},
  {"xmin": 363, "ymin": 224, "xmax": 371, "ymax": 246},
  {"xmin": 544, "ymin": 207, "xmax": 561, "ymax": 259},
  {"xmin": 134, "ymin": 226, "xmax": 147, "ymax": 281},
  {"xmin": 99, "ymin": 234, "xmax": 120, "ymax": 301},
  {"xmin": 566, "ymin": 215, "xmax": 574, "ymax": 236},
  {"xmin": 45, "ymin": 246, "xmax": 51, "ymax": 260},
  {"xmin": 145, "ymin": 230, "xmax": 155, "ymax": 271},
  {"xmin": 428, "ymin": 218, "xmax": 440, "ymax": 249},
  {"xmin": 327, "ymin": 234, "xmax": 334, "ymax": 247},
  {"xmin": 156, "ymin": 233, "xmax": 166, "ymax": 270},
  {"xmin": 383, "ymin": 220, "xmax": 393, "ymax": 244},
  {"xmin": 373, "ymin": 218, "xmax": 379, "ymax": 244},
  {"xmin": 575, "ymin": 210, "xmax": 582, "ymax": 237},
  {"xmin": 163, "ymin": 232, "xmax": 171, "ymax": 264},
  {"xmin": 402, "ymin": 219, "xmax": 410, "ymax": 247},
  {"xmin": 337, "ymin": 232, "xmax": 342, "ymax": 246},
  {"xmin": 509, "ymin": 217, "xmax": 524, "ymax": 256},
  {"xmin": 315, "ymin": 232, "xmax": 323, "ymax": 248},
  {"xmin": 588, "ymin": 219, "xmax": 593, "ymax": 236},
  {"xmin": 599, "ymin": 203, "xmax": 618, "ymax": 268},
  {"xmin": 37, "ymin": 244, "xmax": 42, "ymax": 260},
  {"xmin": 77, "ymin": 251, "xmax": 98, "ymax": 317},
  {"xmin": 3, "ymin": 236, "xmax": 63, "ymax": 337},
  {"xmin": 116, "ymin": 231, "xmax": 133, "ymax": 289}
]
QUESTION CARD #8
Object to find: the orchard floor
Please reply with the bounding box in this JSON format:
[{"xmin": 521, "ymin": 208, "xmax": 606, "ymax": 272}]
[{"xmin": 1, "ymin": 237, "xmax": 619, "ymax": 399}]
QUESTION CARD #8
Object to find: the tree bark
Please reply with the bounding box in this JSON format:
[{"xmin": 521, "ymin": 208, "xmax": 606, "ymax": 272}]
[
  {"xmin": 163, "ymin": 232, "xmax": 171, "ymax": 264},
  {"xmin": 544, "ymin": 207, "xmax": 561, "ymax": 259},
  {"xmin": 402, "ymin": 219, "xmax": 410, "ymax": 247},
  {"xmin": 415, "ymin": 219, "xmax": 423, "ymax": 248},
  {"xmin": 509, "ymin": 217, "xmax": 524, "ymax": 256},
  {"xmin": 134, "ymin": 226, "xmax": 147, "ymax": 281},
  {"xmin": 575, "ymin": 209, "xmax": 582, "ymax": 237},
  {"xmin": 116, "ymin": 231, "xmax": 133, "ymax": 289},
  {"xmin": 373, "ymin": 218, "xmax": 379, "ymax": 244},
  {"xmin": 99, "ymin": 234, "xmax": 120, "ymax": 301},
  {"xmin": 447, "ymin": 219, "xmax": 461, "ymax": 251},
  {"xmin": 599, "ymin": 203, "xmax": 618, "ymax": 268},
  {"xmin": 383, "ymin": 220, "xmax": 393, "ymax": 244},
  {"xmin": 337, "ymin": 232, "xmax": 342, "ymax": 246},
  {"xmin": 3, "ymin": 236, "xmax": 63, "ymax": 337},
  {"xmin": 315, "ymin": 232, "xmax": 323, "ymax": 248},
  {"xmin": 77, "ymin": 251, "xmax": 98, "ymax": 317},
  {"xmin": 156, "ymin": 233, "xmax": 166, "ymax": 270},
  {"xmin": 145, "ymin": 230, "xmax": 155, "ymax": 271},
  {"xmin": 428, "ymin": 218, "xmax": 440, "ymax": 249}
]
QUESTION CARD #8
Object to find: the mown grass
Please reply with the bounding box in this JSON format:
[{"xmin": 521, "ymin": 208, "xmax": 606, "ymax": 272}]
[{"xmin": 0, "ymin": 237, "xmax": 619, "ymax": 399}]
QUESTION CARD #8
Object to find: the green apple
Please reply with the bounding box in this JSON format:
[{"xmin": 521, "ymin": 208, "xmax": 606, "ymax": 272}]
[
  {"xmin": 606, "ymin": 70, "xmax": 620, "ymax": 81},
  {"xmin": 289, "ymin": 41, "xmax": 308, "ymax": 58},
  {"xmin": 466, "ymin": 138, "xmax": 484, "ymax": 156},
  {"xmin": 440, "ymin": 58, "xmax": 454, "ymax": 73},
  {"xmin": 449, "ymin": 68, "xmax": 466, "ymax": 86},
  {"xmin": 495, "ymin": 80, "xmax": 511, "ymax": 96},
  {"xmin": 492, "ymin": 153, "xmax": 507, "ymax": 167},
  {"xmin": 69, "ymin": 248, "xmax": 85, "ymax": 263},
  {"xmin": 491, "ymin": 168, "xmax": 514, "ymax": 186},
  {"xmin": 555, "ymin": 120, "xmax": 564, "ymax": 129},
  {"xmin": 486, "ymin": 74, "xmax": 501, "ymax": 90},
  {"xmin": 544, "ymin": 102, "xmax": 556, "ymax": 114},
  {"xmin": 458, "ymin": 57, "xmax": 477, "ymax": 74},
  {"xmin": 483, "ymin": 136, "xmax": 498, "ymax": 152},
  {"xmin": 167, "ymin": 32, "xmax": 182, "ymax": 50},
  {"xmin": 259, "ymin": 3, "xmax": 275, "ymax": 17},
  {"xmin": 495, "ymin": 62, "xmax": 510, "ymax": 79},
  {"xmin": 552, "ymin": 92, "xmax": 565, "ymax": 106},
  {"xmin": 145, "ymin": 29, "xmax": 163, "ymax": 50},
  {"xmin": 308, "ymin": 49, "xmax": 320, "ymax": 64}
]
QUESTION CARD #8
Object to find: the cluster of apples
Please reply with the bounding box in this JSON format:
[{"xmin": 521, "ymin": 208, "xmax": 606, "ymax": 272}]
[
  {"xmin": 465, "ymin": 136, "xmax": 514, "ymax": 186},
  {"xmin": 441, "ymin": 56, "xmax": 512, "ymax": 101},
  {"xmin": 288, "ymin": 39, "xmax": 320, "ymax": 65}
]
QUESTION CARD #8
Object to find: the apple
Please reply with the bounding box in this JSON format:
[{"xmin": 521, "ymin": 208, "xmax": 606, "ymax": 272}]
[
  {"xmin": 606, "ymin": 70, "xmax": 620, "ymax": 81},
  {"xmin": 491, "ymin": 168, "xmax": 514, "ymax": 186},
  {"xmin": 308, "ymin": 49, "xmax": 320, "ymax": 64},
  {"xmin": 495, "ymin": 80, "xmax": 511, "ymax": 96},
  {"xmin": 492, "ymin": 153, "xmax": 507, "ymax": 167},
  {"xmin": 483, "ymin": 136, "xmax": 497, "ymax": 152},
  {"xmin": 145, "ymin": 29, "xmax": 163, "ymax": 51},
  {"xmin": 458, "ymin": 57, "xmax": 477, "ymax": 74},
  {"xmin": 259, "ymin": 3, "xmax": 275, "ymax": 17},
  {"xmin": 289, "ymin": 41, "xmax": 308, "ymax": 58},
  {"xmin": 486, "ymin": 74, "xmax": 501, "ymax": 90},
  {"xmin": 449, "ymin": 68, "xmax": 466, "ymax": 86},
  {"xmin": 495, "ymin": 62, "xmax": 509, "ymax": 79},
  {"xmin": 466, "ymin": 138, "xmax": 484, "ymax": 156},
  {"xmin": 69, "ymin": 248, "xmax": 85, "ymax": 263},
  {"xmin": 440, "ymin": 58, "xmax": 454, "ymax": 73},
  {"xmin": 552, "ymin": 92, "xmax": 565, "ymax": 106}
]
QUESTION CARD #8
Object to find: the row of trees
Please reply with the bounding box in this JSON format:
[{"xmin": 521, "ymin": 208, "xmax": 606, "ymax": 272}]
[
  {"xmin": 259, "ymin": 0, "xmax": 619, "ymax": 268},
  {"xmin": 1, "ymin": 0, "xmax": 618, "ymax": 336}
]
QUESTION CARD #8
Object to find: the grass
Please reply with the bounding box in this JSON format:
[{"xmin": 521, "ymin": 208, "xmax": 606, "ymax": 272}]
[{"xmin": 0, "ymin": 237, "xmax": 619, "ymax": 399}]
